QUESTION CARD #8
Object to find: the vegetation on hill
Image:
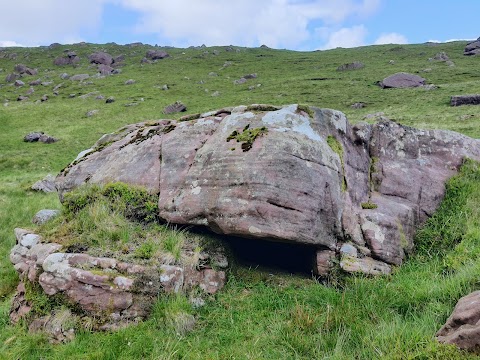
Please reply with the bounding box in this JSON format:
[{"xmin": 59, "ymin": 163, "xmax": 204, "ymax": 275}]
[{"xmin": 0, "ymin": 40, "xmax": 479, "ymax": 359}]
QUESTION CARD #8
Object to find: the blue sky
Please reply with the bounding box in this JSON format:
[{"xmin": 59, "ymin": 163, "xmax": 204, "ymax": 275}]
[{"xmin": 0, "ymin": 1, "xmax": 478, "ymax": 50}]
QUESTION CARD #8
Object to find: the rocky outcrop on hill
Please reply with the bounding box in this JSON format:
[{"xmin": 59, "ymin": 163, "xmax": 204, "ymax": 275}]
[
  {"xmin": 54, "ymin": 52, "xmax": 80, "ymax": 66},
  {"xmin": 379, "ymin": 72, "xmax": 426, "ymax": 88},
  {"xmin": 88, "ymin": 51, "xmax": 113, "ymax": 65},
  {"xmin": 145, "ymin": 50, "xmax": 170, "ymax": 60},
  {"xmin": 464, "ymin": 37, "xmax": 480, "ymax": 56},
  {"xmin": 55, "ymin": 104, "xmax": 480, "ymax": 276},
  {"xmin": 10, "ymin": 227, "xmax": 226, "ymax": 335}
]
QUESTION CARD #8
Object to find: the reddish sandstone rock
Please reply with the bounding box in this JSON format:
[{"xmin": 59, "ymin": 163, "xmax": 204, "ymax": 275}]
[
  {"xmin": 55, "ymin": 104, "xmax": 480, "ymax": 275},
  {"xmin": 437, "ymin": 291, "xmax": 480, "ymax": 351}
]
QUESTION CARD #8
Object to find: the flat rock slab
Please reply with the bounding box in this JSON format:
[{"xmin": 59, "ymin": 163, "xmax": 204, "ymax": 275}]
[
  {"xmin": 379, "ymin": 72, "xmax": 426, "ymax": 88},
  {"xmin": 451, "ymin": 94, "xmax": 480, "ymax": 106}
]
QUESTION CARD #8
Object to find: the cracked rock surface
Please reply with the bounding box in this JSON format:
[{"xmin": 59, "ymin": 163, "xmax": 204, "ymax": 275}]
[{"xmin": 55, "ymin": 104, "xmax": 480, "ymax": 274}]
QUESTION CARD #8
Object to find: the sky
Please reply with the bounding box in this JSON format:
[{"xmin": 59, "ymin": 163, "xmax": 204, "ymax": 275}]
[{"xmin": 0, "ymin": 1, "xmax": 478, "ymax": 50}]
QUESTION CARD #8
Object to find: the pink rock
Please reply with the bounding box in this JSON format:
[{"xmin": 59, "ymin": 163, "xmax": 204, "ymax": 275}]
[{"xmin": 437, "ymin": 291, "xmax": 480, "ymax": 350}]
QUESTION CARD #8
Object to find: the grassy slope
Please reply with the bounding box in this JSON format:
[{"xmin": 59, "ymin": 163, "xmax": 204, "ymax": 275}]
[{"xmin": 0, "ymin": 41, "xmax": 479, "ymax": 359}]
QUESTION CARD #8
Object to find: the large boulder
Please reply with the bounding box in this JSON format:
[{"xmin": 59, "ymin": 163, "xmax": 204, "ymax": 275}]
[
  {"xmin": 379, "ymin": 72, "xmax": 426, "ymax": 88},
  {"xmin": 437, "ymin": 291, "xmax": 480, "ymax": 350},
  {"xmin": 54, "ymin": 52, "xmax": 80, "ymax": 66},
  {"xmin": 55, "ymin": 104, "xmax": 480, "ymax": 275},
  {"xmin": 464, "ymin": 37, "xmax": 480, "ymax": 56},
  {"xmin": 145, "ymin": 50, "xmax": 170, "ymax": 60},
  {"xmin": 88, "ymin": 52, "xmax": 113, "ymax": 65}
]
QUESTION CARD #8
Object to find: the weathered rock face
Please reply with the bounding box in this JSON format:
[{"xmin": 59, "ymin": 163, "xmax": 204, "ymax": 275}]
[
  {"xmin": 379, "ymin": 72, "xmax": 426, "ymax": 88},
  {"xmin": 56, "ymin": 104, "xmax": 480, "ymax": 275},
  {"xmin": 54, "ymin": 52, "xmax": 80, "ymax": 66},
  {"xmin": 451, "ymin": 94, "xmax": 480, "ymax": 107},
  {"xmin": 88, "ymin": 51, "xmax": 113, "ymax": 65},
  {"xmin": 10, "ymin": 228, "xmax": 226, "ymax": 331},
  {"xmin": 464, "ymin": 37, "xmax": 480, "ymax": 56},
  {"xmin": 437, "ymin": 291, "xmax": 480, "ymax": 351},
  {"xmin": 145, "ymin": 50, "xmax": 169, "ymax": 60}
]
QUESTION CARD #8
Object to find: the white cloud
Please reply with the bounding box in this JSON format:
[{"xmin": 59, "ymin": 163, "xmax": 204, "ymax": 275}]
[
  {"xmin": 374, "ymin": 32, "xmax": 408, "ymax": 45},
  {"xmin": 0, "ymin": 0, "xmax": 109, "ymax": 46},
  {"xmin": 321, "ymin": 25, "xmax": 368, "ymax": 49},
  {"xmin": 0, "ymin": 0, "xmax": 384, "ymax": 50},
  {"xmin": 0, "ymin": 40, "xmax": 26, "ymax": 47},
  {"xmin": 118, "ymin": 0, "xmax": 382, "ymax": 49}
]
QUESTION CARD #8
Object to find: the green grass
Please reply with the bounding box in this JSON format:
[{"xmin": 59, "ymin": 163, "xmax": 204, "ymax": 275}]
[{"xmin": 1, "ymin": 41, "xmax": 480, "ymax": 358}]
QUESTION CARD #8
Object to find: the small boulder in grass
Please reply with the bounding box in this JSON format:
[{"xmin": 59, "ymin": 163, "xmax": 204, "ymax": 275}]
[
  {"xmin": 24, "ymin": 132, "xmax": 57, "ymax": 143},
  {"xmin": 32, "ymin": 209, "xmax": 60, "ymax": 225},
  {"xmin": 337, "ymin": 61, "xmax": 364, "ymax": 71},
  {"xmin": 164, "ymin": 101, "xmax": 187, "ymax": 114},
  {"xmin": 451, "ymin": 94, "xmax": 480, "ymax": 107},
  {"xmin": 31, "ymin": 174, "xmax": 56, "ymax": 193}
]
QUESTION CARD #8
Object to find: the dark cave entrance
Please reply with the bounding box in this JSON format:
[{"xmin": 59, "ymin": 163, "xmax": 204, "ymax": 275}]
[{"xmin": 224, "ymin": 236, "xmax": 318, "ymax": 276}]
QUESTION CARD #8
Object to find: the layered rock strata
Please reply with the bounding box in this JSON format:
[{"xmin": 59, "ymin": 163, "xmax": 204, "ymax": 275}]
[{"xmin": 55, "ymin": 104, "xmax": 480, "ymax": 275}]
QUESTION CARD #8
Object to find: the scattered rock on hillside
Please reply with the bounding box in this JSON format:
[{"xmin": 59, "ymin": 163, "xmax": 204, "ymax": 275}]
[
  {"xmin": 126, "ymin": 42, "xmax": 143, "ymax": 47},
  {"xmin": 113, "ymin": 55, "xmax": 125, "ymax": 64},
  {"xmin": 464, "ymin": 37, "xmax": 480, "ymax": 56},
  {"xmin": 17, "ymin": 95, "xmax": 28, "ymax": 101},
  {"xmin": 88, "ymin": 51, "xmax": 113, "ymax": 65},
  {"xmin": 5, "ymin": 73, "xmax": 19, "ymax": 82},
  {"xmin": 29, "ymin": 79, "xmax": 42, "ymax": 86},
  {"xmin": 337, "ymin": 61, "xmax": 364, "ymax": 71},
  {"xmin": 98, "ymin": 64, "xmax": 114, "ymax": 76},
  {"xmin": 164, "ymin": 101, "xmax": 186, "ymax": 114},
  {"xmin": 25, "ymin": 87, "xmax": 34, "ymax": 95},
  {"xmin": 32, "ymin": 209, "xmax": 60, "ymax": 225},
  {"xmin": 54, "ymin": 52, "xmax": 80, "ymax": 66},
  {"xmin": 106, "ymin": 96, "xmax": 115, "ymax": 104},
  {"xmin": 234, "ymin": 78, "xmax": 247, "ymax": 85},
  {"xmin": 436, "ymin": 291, "xmax": 480, "ymax": 350},
  {"xmin": 351, "ymin": 102, "xmax": 366, "ymax": 109},
  {"xmin": 31, "ymin": 174, "xmax": 57, "ymax": 193},
  {"xmin": 379, "ymin": 72, "xmax": 426, "ymax": 88},
  {"xmin": 244, "ymin": 73, "xmax": 258, "ymax": 79},
  {"xmin": 55, "ymin": 104, "xmax": 480, "ymax": 276},
  {"xmin": 451, "ymin": 94, "xmax": 480, "ymax": 106},
  {"xmin": 59, "ymin": 73, "xmax": 70, "ymax": 80},
  {"xmin": 24, "ymin": 132, "xmax": 57, "ymax": 144},
  {"xmin": 86, "ymin": 109, "xmax": 99, "ymax": 117},
  {"xmin": 14, "ymin": 80, "xmax": 25, "ymax": 87},
  {"xmin": 124, "ymin": 79, "xmax": 136, "ymax": 85},
  {"xmin": 145, "ymin": 50, "xmax": 170, "ymax": 60},
  {"xmin": 432, "ymin": 52, "xmax": 449, "ymax": 61},
  {"xmin": 70, "ymin": 74, "xmax": 89, "ymax": 81}
]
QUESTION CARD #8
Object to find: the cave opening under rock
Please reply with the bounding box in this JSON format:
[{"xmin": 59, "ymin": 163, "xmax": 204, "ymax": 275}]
[{"xmin": 224, "ymin": 236, "xmax": 317, "ymax": 276}]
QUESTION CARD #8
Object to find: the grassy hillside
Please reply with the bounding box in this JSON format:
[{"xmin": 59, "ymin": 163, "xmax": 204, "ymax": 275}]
[{"xmin": 0, "ymin": 41, "xmax": 479, "ymax": 359}]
